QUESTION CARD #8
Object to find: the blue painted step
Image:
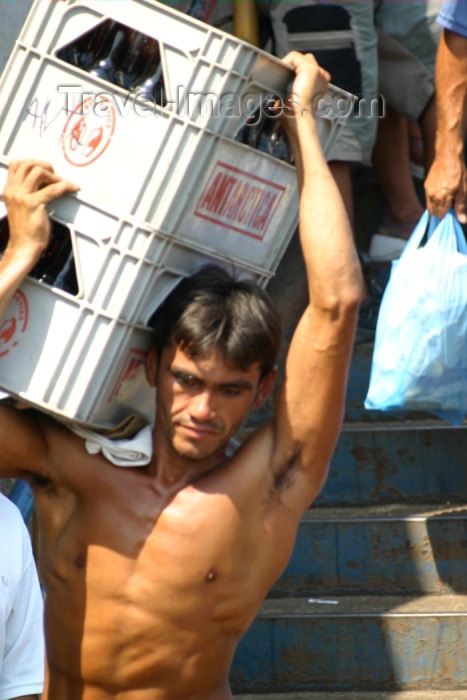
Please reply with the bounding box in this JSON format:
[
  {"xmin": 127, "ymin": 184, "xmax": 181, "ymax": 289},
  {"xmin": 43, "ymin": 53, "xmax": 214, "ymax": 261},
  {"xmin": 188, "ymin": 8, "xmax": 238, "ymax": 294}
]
[
  {"xmin": 230, "ymin": 595, "xmax": 467, "ymax": 695},
  {"xmin": 318, "ymin": 424, "xmax": 467, "ymax": 506},
  {"xmin": 272, "ymin": 504, "xmax": 467, "ymax": 597}
]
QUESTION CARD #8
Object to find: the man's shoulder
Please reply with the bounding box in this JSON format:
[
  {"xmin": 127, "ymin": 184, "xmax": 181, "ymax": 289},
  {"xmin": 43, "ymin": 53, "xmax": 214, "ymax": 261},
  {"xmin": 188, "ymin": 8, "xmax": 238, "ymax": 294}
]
[
  {"xmin": 25, "ymin": 412, "xmax": 108, "ymax": 485},
  {"xmin": 207, "ymin": 421, "xmax": 276, "ymax": 495}
]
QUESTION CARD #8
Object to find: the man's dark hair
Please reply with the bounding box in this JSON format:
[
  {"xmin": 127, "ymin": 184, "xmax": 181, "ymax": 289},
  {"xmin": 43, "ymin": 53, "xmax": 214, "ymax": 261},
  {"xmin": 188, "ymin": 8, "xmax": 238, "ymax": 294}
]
[{"xmin": 149, "ymin": 265, "xmax": 281, "ymax": 378}]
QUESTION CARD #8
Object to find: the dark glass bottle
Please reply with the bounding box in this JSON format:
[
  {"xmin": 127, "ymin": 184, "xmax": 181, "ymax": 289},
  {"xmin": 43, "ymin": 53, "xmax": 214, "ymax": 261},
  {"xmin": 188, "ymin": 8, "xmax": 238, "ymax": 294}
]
[
  {"xmin": 113, "ymin": 31, "xmax": 152, "ymax": 92},
  {"xmin": 0, "ymin": 219, "xmax": 78, "ymax": 295},
  {"xmin": 0, "ymin": 218, "xmax": 8, "ymax": 256},
  {"xmin": 57, "ymin": 20, "xmax": 114, "ymax": 70},
  {"xmin": 87, "ymin": 23, "xmax": 131, "ymax": 84},
  {"xmin": 235, "ymin": 97, "xmax": 292, "ymax": 164},
  {"xmin": 257, "ymin": 118, "xmax": 292, "ymax": 164},
  {"xmin": 33, "ymin": 222, "xmax": 74, "ymax": 290},
  {"xmin": 53, "ymin": 250, "xmax": 79, "ymax": 296},
  {"xmin": 132, "ymin": 39, "xmax": 165, "ymax": 105}
]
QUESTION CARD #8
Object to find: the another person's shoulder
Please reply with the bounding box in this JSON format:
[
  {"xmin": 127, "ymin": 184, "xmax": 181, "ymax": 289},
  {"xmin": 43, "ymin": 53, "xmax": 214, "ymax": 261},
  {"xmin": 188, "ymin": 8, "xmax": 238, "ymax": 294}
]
[
  {"xmin": 0, "ymin": 492, "xmax": 24, "ymax": 528},
  {"xmin": 438, "ymin": 0, "xmax": 467, "ymax": 38},
  {"xmin": 0, "ymin": 493, "xmax": 32, "ymax": 577}
]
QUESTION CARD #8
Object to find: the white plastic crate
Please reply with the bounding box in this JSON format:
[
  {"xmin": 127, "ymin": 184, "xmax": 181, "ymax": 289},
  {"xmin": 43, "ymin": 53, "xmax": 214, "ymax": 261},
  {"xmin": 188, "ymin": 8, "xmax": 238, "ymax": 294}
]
[
  {"xmin": 0, "ymin": 0, "xmax": 351, "ymax": 223},
  {"xmin": 0, "ymin": 155, "xmax": 279, "ymax": 429},
  {"xmin": 0, "ymin": 0, "xmax": 353, "ymax": 429}
]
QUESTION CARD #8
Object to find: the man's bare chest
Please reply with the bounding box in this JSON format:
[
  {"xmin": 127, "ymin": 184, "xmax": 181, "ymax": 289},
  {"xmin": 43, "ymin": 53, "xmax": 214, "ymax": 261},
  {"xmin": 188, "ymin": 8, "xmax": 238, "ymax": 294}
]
[
  {"xmin": 41, "ymin": 476, "xmax": 259, "ymax": 609},
  {"xmin": 42, "ymin": 484, "xmax": 263, "ymax": 690}
]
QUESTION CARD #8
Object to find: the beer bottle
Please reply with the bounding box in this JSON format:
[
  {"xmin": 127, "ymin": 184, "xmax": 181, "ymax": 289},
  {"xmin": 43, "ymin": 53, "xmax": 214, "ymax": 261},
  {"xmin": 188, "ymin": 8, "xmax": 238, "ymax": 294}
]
[
  {"xmin": 132, "ymin": 39, "xmax": 165, "ymax": 105},
  {"xmin": 0, "ymin": 218, "xmax": 78, "ymax": 294},
  {"xmin": 57, "ymin": 20, "xmax": 114, "ymax": 69},
  {"xmin": 235, "ymin": 108, "xmax": 264, "ymax": 154},
  {"xmin": 112, "ymin": 31, "xmax": 150, "ymax": 92},
  {"xmin": 0, "ymin": 218, "xmax": 8, "ymax": 256},
  {"xmin": 236, "ymin": 97, "xmax": 292, "ymax": 164},
  {"xmin": 54, "ymin": 251, "xmax": 79, "ymax": 296},
  {"xmin": 33, "ymin": 222, "xmax": 78, "ymax": 294},
  {"xmin": 87, "ymin": 23, "xmax": 131, "ymax": 84},
  {"xmin": 257, "ymin": 119, "xmax": 292, "ymax": 164}
]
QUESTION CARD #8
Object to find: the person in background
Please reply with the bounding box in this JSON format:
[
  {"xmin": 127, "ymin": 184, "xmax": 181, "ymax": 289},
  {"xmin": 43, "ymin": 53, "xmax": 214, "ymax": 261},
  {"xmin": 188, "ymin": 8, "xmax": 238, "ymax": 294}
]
[
  {"xmin": 369, "ymin": 0, "xmax": 441, "ymax": 260},
  {"xmin": 267, "ymin": 0, "xmax": 441, "ymax": 343},
  {"xmin": 0, "ymin": 493, "xmax": 44, "ymax": 700},
  {"xmin": 425, "ymin": 0, "xmax": 467, "ymax": 223}
]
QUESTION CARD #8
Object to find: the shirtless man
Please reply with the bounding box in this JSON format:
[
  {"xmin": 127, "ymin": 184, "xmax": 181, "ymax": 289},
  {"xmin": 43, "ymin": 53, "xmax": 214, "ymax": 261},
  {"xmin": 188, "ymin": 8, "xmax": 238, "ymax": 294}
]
[{"xmin": 0, "ymin": 53, "xmax": 362, "ymax": 699}]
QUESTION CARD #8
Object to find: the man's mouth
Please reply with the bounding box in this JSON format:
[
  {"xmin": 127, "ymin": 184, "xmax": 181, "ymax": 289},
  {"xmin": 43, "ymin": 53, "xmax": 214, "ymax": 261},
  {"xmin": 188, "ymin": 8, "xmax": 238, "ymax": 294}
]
[{"xmin": 178, "ymin": 423, "xmax": 220, "ymax": 439}]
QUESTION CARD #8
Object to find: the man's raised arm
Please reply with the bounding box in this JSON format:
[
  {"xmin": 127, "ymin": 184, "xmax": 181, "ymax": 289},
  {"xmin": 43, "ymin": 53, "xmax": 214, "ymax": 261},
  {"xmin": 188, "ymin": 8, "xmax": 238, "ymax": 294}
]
[
  {"xmin": 271, "ymin": 53, "xmax": 363, "ymax": 511},
  {"xmin": 0, "ymin": 160, "xmax": 78, "ymax": 318},
  {"xmin": 0, "ymin": 160, "xmax": 78, "ymax": 477}
]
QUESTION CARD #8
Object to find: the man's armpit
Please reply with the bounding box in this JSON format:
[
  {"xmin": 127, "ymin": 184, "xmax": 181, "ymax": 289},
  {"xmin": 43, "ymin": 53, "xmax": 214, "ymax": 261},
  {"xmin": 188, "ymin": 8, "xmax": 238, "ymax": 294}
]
[{"xmin": 270, "ymin": 449, "xmax": 301, "ymax": 498}]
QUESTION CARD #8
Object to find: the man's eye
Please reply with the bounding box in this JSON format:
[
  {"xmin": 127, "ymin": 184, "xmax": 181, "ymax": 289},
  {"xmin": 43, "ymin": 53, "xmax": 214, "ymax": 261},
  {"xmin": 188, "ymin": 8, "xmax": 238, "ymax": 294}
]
[
  {"xmin": 175, "ymin": 373, "xmax": 196, "ymax": 387},
  {"xmin": 222, "ymin": 386, "xmax": 242, "ymax": 397}
]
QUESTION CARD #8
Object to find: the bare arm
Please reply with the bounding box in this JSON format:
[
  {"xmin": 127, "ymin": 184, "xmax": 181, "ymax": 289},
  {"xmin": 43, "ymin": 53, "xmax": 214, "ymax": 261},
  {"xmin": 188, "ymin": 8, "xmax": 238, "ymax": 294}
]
[
  {"xmin": 0, "ymin": 160, "xmax": 78, "ymax": 477},
  {"xmin": 425, "ymin": 30, "xmax": 467, "ymax": 223},
  {"xmin": 0, "ymin": 160, "xmax": 78, "ymax": 316},
  {"xmin": 271, "ymin": 53, "xmax": 363, "ymax": 512}
]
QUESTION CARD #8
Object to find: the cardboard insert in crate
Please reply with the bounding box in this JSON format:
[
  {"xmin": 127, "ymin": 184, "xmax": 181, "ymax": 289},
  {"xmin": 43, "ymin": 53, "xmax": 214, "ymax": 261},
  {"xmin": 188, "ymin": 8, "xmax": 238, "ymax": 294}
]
[{"xmin": 0, "ymin": 0, "xmax": 352, "ymax": 226}]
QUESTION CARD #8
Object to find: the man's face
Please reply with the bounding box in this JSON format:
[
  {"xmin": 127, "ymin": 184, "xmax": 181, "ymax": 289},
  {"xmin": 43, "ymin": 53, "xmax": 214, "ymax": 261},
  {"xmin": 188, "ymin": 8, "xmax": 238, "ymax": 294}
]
[{"xmin": 154, "ymin": 342, "xmax": 268, "ymax": 463}]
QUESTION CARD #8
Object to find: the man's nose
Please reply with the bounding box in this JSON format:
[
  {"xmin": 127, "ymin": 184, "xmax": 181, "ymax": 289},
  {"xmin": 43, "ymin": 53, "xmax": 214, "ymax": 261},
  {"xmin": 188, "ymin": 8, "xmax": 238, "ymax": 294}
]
[{"xmin": 190, "ymin": 391, "xmax": 216, "ymax": 421}]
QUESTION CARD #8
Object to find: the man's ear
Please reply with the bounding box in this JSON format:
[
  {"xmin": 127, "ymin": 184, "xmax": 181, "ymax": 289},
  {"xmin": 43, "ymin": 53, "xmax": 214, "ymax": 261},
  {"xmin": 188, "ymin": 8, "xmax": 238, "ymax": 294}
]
[
  {"xmin": 252, "ymin": 365, "xmax": 278, "ymax": 409},
  {"xmin": 145, "ymin": 348, "xmax": 158, "ymax": 387}
]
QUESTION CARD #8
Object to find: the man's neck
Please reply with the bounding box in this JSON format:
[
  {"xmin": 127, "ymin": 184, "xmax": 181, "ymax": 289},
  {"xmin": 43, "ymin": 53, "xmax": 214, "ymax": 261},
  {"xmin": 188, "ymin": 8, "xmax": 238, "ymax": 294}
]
[{"xmin": 148, "ymin": 434, "xmax": 229, "ymax": 494}]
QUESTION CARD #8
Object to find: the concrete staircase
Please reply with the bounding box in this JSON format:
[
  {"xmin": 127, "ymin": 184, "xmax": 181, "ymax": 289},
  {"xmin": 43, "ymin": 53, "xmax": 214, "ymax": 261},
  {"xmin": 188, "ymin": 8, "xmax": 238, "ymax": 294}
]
[{"xmin": 231, "ymin": 338, "xmax": 467, "ymax": 699}]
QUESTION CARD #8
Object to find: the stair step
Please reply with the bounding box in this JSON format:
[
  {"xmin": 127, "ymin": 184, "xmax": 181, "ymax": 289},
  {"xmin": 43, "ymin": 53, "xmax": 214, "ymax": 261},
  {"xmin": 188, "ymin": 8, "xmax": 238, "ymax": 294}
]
[
  {"xmin": 234, "ymin": 693, "xmax": 467, "ymax": 700},
  {"xmin": 273, "ymin": 503, "xmax": 467, "ymax": 596},
  {"xmin": 231, "ymin": 594, "xmax": 467, "ymax": 694},
  {"xmin": 342, "ymin": 419, "xmax": 467, "ymax": 432},
  {"xmin": 318, "ymin": 427, "xmax": 467, "ymax": 505},
  {"xmin": 257, "ymin": 593, "xmax": 467, "ymax": 615}
]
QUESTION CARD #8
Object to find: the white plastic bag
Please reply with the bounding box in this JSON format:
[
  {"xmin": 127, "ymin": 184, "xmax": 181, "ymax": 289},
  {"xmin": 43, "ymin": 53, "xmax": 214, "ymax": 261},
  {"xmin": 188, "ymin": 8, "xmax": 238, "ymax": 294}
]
[{"xmin": 365, "ymin": 210, "xmax": 467, "ymax": 425}]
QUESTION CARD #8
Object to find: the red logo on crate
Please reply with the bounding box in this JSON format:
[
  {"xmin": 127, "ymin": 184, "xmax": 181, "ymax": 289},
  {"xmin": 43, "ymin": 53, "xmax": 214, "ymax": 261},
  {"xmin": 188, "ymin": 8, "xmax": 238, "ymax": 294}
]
[
  {"xmin": 108, "ymin": 349, "xmax": 148, "ymax": 403},
  {"xmin": 194, "ymin": 161, "xmax": 285, "ymax": 241},
  {"xmin": 0, "ymin": 290, "xmax": 28, "ymax": 358},
  {"xmin": 61, "ymin": 95, "xmax": 115, "ymax": 167}
]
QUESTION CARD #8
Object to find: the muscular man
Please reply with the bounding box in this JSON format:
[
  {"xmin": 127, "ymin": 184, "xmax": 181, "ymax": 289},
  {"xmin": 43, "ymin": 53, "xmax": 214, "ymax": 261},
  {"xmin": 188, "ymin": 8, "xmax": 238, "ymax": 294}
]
[
  {"xmin": 425, "ymin": 0, "xmax": 467, "ymax": 223},
  {"xmin": 0, "ymin": 494, "xmax": 44, "ymax": 700},
  {"xmin": 0, "ymin": 53, "xmax": 362, "ymax": 699}
]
